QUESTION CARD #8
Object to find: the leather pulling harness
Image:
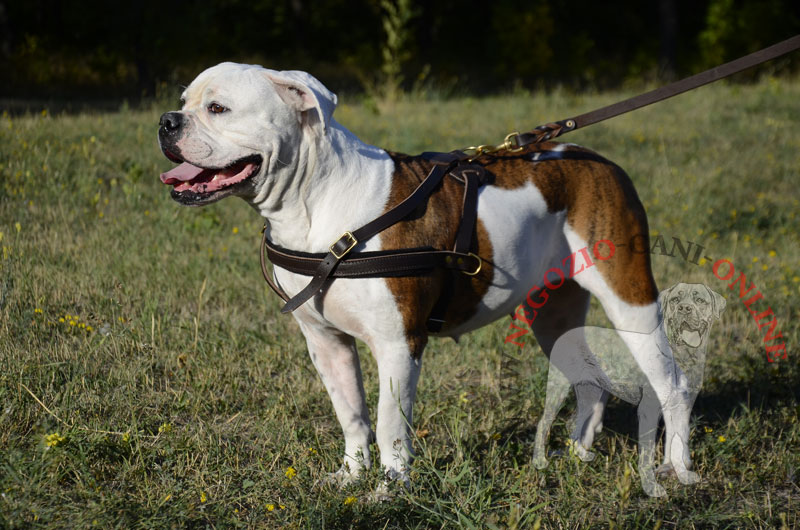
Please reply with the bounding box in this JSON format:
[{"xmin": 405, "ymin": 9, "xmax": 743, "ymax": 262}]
[
  {"xmin": 259, "ymin": 35, "xmax": 800, "ymax": 330},
  {"xmin": 261, "ymin": 150, "xmax": 491, "ymax": 331}
]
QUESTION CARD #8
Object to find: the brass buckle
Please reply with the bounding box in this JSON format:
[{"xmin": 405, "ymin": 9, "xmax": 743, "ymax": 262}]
[
  {"xmin": 463, "ymin": 131, "xmax": 524, "ymax": 161},
  {"xmin": 330, "ymin": 231, "xmax": 358, "ymax": 259},
  {"xmin": 462, "ymin": 252, "xmax": 482, "ymax": 276},
  {"xmin": 502, "ymin": 131, "xmax": 524, "ymax": 153}
]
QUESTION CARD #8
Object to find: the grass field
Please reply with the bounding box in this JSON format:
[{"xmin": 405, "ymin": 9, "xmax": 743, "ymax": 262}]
[{"xmin": 1, "ymin": 76, "xmax": 799, "ymax": 529}]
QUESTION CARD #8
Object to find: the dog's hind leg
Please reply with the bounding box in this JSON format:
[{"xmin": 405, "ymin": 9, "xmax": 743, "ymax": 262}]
[
  {"xmin": 296, "ymin": 321, "xmax": 373, "ymax": 485},
  {"xmin": 562, "ymin": 226, "xmax": 696, "ymax": 485},
  {"xmin": 533, "ymin": 361, "xmax": 571, "ymax": 469},
  {"xmin": 638, "ymin": 387, "xmax": 666, "ymax": 497},
  {"xmin": 572, "ymin": 382, "xmax": 609, "ymax": 461},
  {"xmin": 528, "ymin": 279, "xmax": 598, "ymax": 467}
]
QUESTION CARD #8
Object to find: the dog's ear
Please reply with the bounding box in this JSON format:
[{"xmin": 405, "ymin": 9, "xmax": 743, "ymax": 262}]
[
  {"xmin": 705, "ymin": 285, "xmax": 727, "ymax": 319},
  {"xmin": 265, "ymin": 70, "xmax": 338, "ymax": 132},
  {"xmin": 657, "ymin": 285, "xmax": 676, "ymax": 315}
]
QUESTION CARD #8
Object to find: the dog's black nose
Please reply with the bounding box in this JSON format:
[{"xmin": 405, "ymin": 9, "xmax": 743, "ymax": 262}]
[
  {"xmin": 678, "ymin": 303, "xmax": 693, "ymax": 313},
  {"xmin": 159, "ymin": 112, "xmax": 184, "ymax": 133}
]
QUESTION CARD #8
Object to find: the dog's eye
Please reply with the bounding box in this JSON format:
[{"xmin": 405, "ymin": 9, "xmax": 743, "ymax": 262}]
[
  {"xmin": 695, "ymin": 298, "xmax": 707, "ymax": 304},
  {"xmin": 208, "ymin": 103, "xmax": 228, "ymax": 114},
  {"xmin": 670, "ymin": 297, "xmax": 680, "ymax": 304}
]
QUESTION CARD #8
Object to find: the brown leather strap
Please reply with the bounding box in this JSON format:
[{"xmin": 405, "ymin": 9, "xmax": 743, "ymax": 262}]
[
  {"xmin": 260, "ymin": 228, "xmax": 290, "ymax": 302},
  {"xmin": 515, "ymin": 34, "xmax": 800, "ymax": 146},
  {"xmin": 426, "ymin": 164, "xmax": 485, "ymax": 331},
  {"xmin": 265, "ymin": 242, "xmax": 482, "ymax": 277}
]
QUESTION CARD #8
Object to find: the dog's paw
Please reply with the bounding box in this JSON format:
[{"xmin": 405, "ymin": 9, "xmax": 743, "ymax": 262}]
[
  {"xmin": 368, "ymin": 482, "xmax": 396, "ymax": 503},
  {"xmin": 384, "ymin": 468, "xmax": 411, "ymax": 488},
  {"xmin": 532, "ymin": 455, "xmax": 549, "ymax": 470},
  {"xmin": 321, "ymin": 466, "xmax": 361, "ymax": 488},
  {"xmin": 643, "ymin": 480, "xmax": 668, "ymax": 498},
  {"xmin": 577, "ymin": 448, "xmax": 596, "ymax": 462},
  {"xmin": 655, "ymin": 463, "xmax": 676, "ymax": 478},
  {"xmin": 366, "ymin": 470, "xmax": 410, "ymax": 503},
  {"xmin": 676, "ymin": 470, "xmax": 700, "ymax": 485}
]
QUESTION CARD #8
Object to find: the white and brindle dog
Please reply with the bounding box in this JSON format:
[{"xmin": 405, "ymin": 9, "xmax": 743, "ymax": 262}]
[
  {"xmin": 157, "ymin": 62, "xmax": 698, "ymax": 492},
  {"xmin": 533, "ymin": 283, "xmax": 726, "ymax": 496}
]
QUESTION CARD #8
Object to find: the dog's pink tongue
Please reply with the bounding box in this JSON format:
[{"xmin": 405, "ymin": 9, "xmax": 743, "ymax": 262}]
[
  {"xmin": 160, "ymin": 162, "xmax": 206, "ymax": 184},
  {"xmin": 680, "ymin": 329, "xmax": 703, "ymax": 348}
]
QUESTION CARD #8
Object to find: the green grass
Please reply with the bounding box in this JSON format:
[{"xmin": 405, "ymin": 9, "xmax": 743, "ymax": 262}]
[{"xmin": 1, "ymin": 77, "xmax": 799, "ymax": 528}]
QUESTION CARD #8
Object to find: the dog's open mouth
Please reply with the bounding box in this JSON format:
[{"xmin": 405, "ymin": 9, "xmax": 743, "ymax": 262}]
[
  {"xmin": 159, "ymin": 154, "xmax": 262, "ymax": 200},
  {"xmin": 678, "ymin": 320, "xmax": 707, "ymax": 348}
]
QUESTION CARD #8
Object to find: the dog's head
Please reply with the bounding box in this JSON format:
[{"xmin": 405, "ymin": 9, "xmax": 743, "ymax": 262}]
[
  {"xmin": 659, "ymin": 283, "xmax": 726, "ymax": 349},
  {"xmin": 157, "ymin": 62, "xmax": 337, "ymax": 206}
]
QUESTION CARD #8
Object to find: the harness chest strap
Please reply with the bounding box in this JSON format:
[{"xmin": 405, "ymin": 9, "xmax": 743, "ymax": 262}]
[{"xmin": 260, "ymin": 153, "xmax": 489, "ymax": 328}]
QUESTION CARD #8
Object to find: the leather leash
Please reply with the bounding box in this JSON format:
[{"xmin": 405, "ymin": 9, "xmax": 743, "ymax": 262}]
[{"xmin": 512, "ymin": 34, "xmax": 800, "ymax": 146}]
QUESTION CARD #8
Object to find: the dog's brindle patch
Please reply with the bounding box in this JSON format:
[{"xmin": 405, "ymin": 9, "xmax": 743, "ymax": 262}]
[
  {"xmin": 483, "ymin": 143, "xmax": 658, "ymax": 306},
  {"xmin": 381, "ymin": 152, "xmax": 495, "ymax": 358},
  {"xmin": 382, "ymin": 143, "xmax": 657, "ymax": 357}
]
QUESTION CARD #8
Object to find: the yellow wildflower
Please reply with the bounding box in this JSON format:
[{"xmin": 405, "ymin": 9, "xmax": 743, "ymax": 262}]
[
  {"xmin": 718, "ymin": 435, "xmax": 726, "ymax": 443},
  {"xmin": 44, "ymin": 432, "xmax": 65, "ymax": 447},
  {"xmin": 200, "ymin": 492, "xmax": 207, "ymax": 503},
  {"xmin": 266, "ymin": 503, "xmax": 275, "ymax": 512},
  {"xmin": 232, "ymin": 226, "xmax": 239, "ymax": 234},
  {"xmin": 285, "ymin": 466, "xmax": 297, "ymax": 479},
  {"xmin": 704, "ymin": 426, "xmax": 713, "ymax": 433},
  {"xmin": 343, "ymin": 496, "xmax": 357, "ymax": 506}
]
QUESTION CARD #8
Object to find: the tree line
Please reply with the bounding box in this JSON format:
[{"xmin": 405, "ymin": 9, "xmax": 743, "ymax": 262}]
[{"xmin": 1, "ymin": 0, "xmax": 798, "ymax": 101}]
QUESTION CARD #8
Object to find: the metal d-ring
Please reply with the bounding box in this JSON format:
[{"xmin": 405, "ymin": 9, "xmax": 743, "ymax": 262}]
[{"xmin": 462, "ymin": 252, "xmax": 482, "ymax": 276}]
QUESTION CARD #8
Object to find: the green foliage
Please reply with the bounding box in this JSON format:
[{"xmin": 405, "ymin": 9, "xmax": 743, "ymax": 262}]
[
  {"xmin": 1, "ymin": 0, "xmax": 798, "ymax": 99},
  {"xmin": 378, "ymin": 0, "xmax": 419, "ymax": 101},
  {"xmin": 698, "ymin": 0, "xmax": 800, "ymax": 70},
  {"xmin": 1, "ymin": 78, "xmax": 800, "ymax": 527}
]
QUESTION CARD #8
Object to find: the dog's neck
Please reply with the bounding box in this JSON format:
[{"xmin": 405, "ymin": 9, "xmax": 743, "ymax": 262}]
[{"xmin": 248, "ymin": 119, "xmax": 394, "ymax": 252}]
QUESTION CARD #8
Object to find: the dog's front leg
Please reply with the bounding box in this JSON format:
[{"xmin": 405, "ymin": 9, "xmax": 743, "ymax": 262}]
[
  {"xmin": 297, "ymin": 321, "xmax": 373, "ymax": 485},
  {"xmin": 370, "ymin": 338, "xmax": 423, "ymax": 487}
]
